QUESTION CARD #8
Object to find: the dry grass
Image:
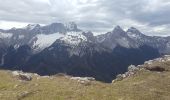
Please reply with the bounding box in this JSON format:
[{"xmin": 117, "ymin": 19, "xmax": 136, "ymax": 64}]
[{"xmin": 0, "ymin": 61, "xmax": 170, "ymax": 100}]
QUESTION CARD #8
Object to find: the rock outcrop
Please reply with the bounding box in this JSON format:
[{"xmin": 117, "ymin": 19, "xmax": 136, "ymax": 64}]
[
  {"xmin": 112, "ymin": 55, "xmax": 170, "ymax": 83},
  {"xmin": 70, "ymin": 77, "xmax": 95, "ymax": 85},
  {"xmin": 12, "ymin": 71, "xmax": 32, "ymax": 81}
]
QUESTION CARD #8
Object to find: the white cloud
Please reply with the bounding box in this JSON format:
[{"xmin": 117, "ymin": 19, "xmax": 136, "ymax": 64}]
[
  {"xmin": 0, "ymin": 21, "xmax": 28, "ymax": 29},
  {"xmin": 0, "ymin": 0, "xmax": 170, "ymax": 36},
  {"xmin": 143, "ymin": 0, "xmax": 170, "ymax": 12}
]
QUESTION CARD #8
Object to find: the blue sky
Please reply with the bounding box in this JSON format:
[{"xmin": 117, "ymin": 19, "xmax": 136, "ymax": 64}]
[{"xmin": 0, "ymin": 0, "xmax": 170, "ymax": 36}]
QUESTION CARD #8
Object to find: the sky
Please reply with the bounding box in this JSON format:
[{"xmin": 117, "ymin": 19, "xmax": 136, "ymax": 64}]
[{"xmin": 0, "ymin": 0, "xmax": 170, "ymax": 36}]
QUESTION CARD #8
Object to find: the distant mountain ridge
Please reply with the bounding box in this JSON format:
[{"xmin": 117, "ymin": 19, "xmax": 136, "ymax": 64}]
[{"xmin": 0, "ymin": 22, "xmax": 169, "ymax": 82}]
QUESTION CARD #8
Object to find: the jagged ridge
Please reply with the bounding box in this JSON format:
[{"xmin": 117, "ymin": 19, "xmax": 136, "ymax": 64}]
[{"xmin": 0, "ymin": 22, "xmax": 169, "ymax": 82}]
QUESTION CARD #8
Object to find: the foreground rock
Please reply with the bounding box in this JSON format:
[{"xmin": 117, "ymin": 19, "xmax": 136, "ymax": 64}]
[
  {"xmin": 12, "ymin": 71, "xmax": 33, "ymax": 81},
  {"xmin": 70, "ymin": 77, "xmax": 95, "ymax": 85},
  {"xmin": 112, "ymin": 55, "xmax": 170, "ymax": 83},
  {"xmin": 112, "ymin": 65, "xmax": 140, "ymax": 83}
]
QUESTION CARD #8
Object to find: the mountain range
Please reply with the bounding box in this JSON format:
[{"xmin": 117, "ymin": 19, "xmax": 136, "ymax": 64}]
[{"xmin": 0, "ymin": 22, "xmax": 169, "ymax": 82}]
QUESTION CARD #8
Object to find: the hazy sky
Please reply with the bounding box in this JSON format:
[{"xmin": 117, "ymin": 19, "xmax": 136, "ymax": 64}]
[{"xmin": 0, "ymin": 0, "xmax": 170, "ymax": 36}]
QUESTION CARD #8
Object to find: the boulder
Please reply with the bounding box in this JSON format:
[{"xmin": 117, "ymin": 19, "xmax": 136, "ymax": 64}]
[
  {"xmin": 128, "ymin": 65, "xmax": 139, "ymax": 72},
  {"xmin": 144, "ymin": 60, "xmax": 153, "ymax": 65},
  {"xmin": 115, "ymin": 74, "xmax": 124, "ymax": 81},
  {"xmin": 12, "ymin": 71, "xmax": 32, "ymax": 81},
  {"xmin": 70, "ymin": 77, "xmax": 95, "ymax": 85}
]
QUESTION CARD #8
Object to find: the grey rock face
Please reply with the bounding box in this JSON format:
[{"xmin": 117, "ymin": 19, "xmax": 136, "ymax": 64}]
[
  {"xmin": 96, "ymin": 26, "xmax": 138, "ymax": 50},
  {"xmin": 64, "ymin": 22, "xmax": 81, "ymax": 32},
  {"xmin": 127, "ymin": 27, "xmax": 170, "ymax": 54}
]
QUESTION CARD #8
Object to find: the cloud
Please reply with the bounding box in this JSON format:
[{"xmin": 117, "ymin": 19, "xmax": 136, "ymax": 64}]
[
  {"xmin": 0, "ymin": 21, "xmax": 28, "ymax": 29},
  {"xmin": 0, "ymin": 0, "xmax": 169, "ymax": 36}
]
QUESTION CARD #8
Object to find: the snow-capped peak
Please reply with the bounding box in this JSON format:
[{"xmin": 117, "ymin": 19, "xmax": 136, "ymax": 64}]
[
  {"xmin": 112, "ymin": 26, "xmax": 125, "ymax": 33},
  {"xmin": 25, "ymin": 24, "xmax": 41, "ymax": 30},
  {"xmin": 60, "ymin": 31, "xmax": 87, "ymax": 46},
  {"xmin": 127, "ymin": 27, "xmax": 141, "ymax": 34},
  {"xmin": 127, "ymin": 27, "xmax": 144, "ymax": 39},
  {"xmin": 111, "ymin": 25, "xmax": 127, "ymax": 37},
  {"xmin": 114, "ymin": 25, "xmax": 122, "ymax": 30}
]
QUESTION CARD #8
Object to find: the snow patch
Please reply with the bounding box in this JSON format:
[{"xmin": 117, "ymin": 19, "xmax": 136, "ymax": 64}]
[
  {"xmin": 18, "ymin": 35, "xmax": 25, "ymax": 39},
  {"xmin": 0, "ymin": 53, "xmax": 6, "ymax": 66},
  {"xmin": 127, "ymin": 32, "xmax": 141, "ymax": 39},
  {"xmin": 24, "ymin": 24, "xmax": 40, "ymax": 30},
  {"xmin": 32, "ymin": 33, "xmax": 64, "ymax": 51},
  {"xmin": 14, "ymin": 44, "xmax": 20, "ymax": 49},
  {"xmin": 0, "ymin": 32, "xmax": 13, "ymax": 39},
  {"xmin": 60, "ymin": 32, "xmax": 87, "ymax": 45},
  {"xmin": 167, "ymin": 42, "xmax": 170, "ymax": 48},
  {"xmin": 32, "ymin": 32, "xmax": 87, "ymax": 52},
  {"xmin": 116, "ymin": 37, "xmax": 130, "ymax": 48},
  {"xmin": 97, "ymin": 36, "xmax": 105, "ymax": 43}
]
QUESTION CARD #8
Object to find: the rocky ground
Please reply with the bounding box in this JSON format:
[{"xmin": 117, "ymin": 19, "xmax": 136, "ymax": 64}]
[{"xmin": 0, "ymin": 55, "xmax": 170, "ymax": 100}]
